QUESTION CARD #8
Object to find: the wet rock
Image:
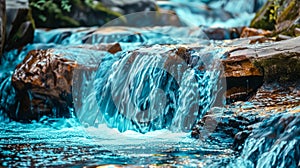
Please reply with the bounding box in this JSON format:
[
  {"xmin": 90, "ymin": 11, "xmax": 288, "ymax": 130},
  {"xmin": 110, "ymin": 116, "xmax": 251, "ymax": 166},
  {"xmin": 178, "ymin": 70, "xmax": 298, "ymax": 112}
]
[
  {"xmin": 228, "ymin": 36, "xmax": 300, "ymax": 83},
  {"xmin": 250, "ymin": 82, "xmax": 300, "ymax": 108},
  {"xmin": 222, "ymin": 55, "xmax": 263, "ymax": 102},
  {"xmin": 10, "ymin": 43, "xmax": 121, "ymax": 121},
  {"xmin": 0, "ymin": 0, "xmax": 5, "ymax": 55},
  {"xmin": 191, "ymin": 110, "xmax": 260, "ymax": 145},
  {"xmin": 202, "ymin": 27, "xmax": 242, "ymax": 40},
  {"xmin": 223, "ymin": 36, "xmax": 300, "ymax": 102},
  {"xmin": 223, "ymin": 55, "xmax": 262, "ymax": 78}
]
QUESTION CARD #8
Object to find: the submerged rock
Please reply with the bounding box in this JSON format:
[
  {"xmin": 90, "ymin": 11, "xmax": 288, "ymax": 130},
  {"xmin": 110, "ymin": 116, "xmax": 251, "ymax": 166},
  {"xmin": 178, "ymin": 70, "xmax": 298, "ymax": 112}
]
[{"xmin": 10, "ymin": 43, "xmax": 121, "ymax": 121}]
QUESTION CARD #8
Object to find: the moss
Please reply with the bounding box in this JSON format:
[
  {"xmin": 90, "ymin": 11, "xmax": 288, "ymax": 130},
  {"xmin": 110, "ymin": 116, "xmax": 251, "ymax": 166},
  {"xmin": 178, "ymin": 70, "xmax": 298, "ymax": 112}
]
[
  {"xmin": 277, "ymin": 0, "xmax": 298, "ymax": 23},
  {"xmin": 280, "ymin": 24, "xmax": 300, "ymax": 36},
  {"xmin": 251, "ymin": 0, "xmax": 300, "ymax": 37},
  {"xmin": 30, "ymin": 0, "xmax": 123, "ymax": 28},
  {"xmin": 250, "ymin": 0, "xmax": 278, "ymax": 30},
  {"xmin": 254, "ymin": 53, "xmax": 300, "ymax": 83}
]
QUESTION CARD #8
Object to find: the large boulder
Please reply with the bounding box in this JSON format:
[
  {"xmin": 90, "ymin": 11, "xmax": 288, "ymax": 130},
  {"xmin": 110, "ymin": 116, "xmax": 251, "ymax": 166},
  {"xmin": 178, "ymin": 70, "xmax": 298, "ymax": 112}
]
[
  {"xmin": 10, "ymin": 43, "xmax": 121, "ymax": 121},
  {"xmin": 224, "ymin": 36, "xmax": 300, "ymax": 102}
]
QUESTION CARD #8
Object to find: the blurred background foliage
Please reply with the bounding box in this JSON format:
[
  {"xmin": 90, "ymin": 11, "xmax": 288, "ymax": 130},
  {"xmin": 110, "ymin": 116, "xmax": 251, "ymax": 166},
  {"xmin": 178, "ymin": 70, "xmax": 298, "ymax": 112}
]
[{"xmin": 29, "ymin": 0, "xmax": 123, "ymax": 28}]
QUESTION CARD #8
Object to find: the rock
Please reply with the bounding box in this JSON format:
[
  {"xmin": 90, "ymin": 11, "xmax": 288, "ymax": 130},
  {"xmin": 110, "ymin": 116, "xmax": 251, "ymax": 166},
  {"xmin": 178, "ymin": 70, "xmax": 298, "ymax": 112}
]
[
  {"xmin": 250, "ymin": 82, "xmax": 300, "ymax": 107},
  {"xmin": 229, "ymin": 36, "xmax": 300, "ymax": 83},
  {"xmin": 0, "ymin": 0, "xmax": 5, "ymax": 55},
  {"xmin": 250, "ymin": 0, "xmax": 300, "ymax": 37},
  {"xmin": 191, "ymin": 112, "xmax": 254, "ymax": 139},
  {"xmin": 223, "ymin": 55, "xmax": 262, "ymax": 78},
  {"xmin": 29, "ymin": 0, "xmax": 158, "ymax": 28},
  {"xmin": 29, "ymin": 0, "xmax": 122, "ymax": 28},
  {"xmin": 0, "ymin": 0, "xmax": 35, "ymax": 53},
  {"xmin": 10, "ymin": 43, "xmax": 121, "ymax": 121},
  {"xmin": 223, "ymin": 36, "xmax": 300, "ymax": 102},
  {"xmin": 202, "ymin": 27, "xmax": 242, "ymax": 40},
  {"xmin": 240, "ymin": 27, "xmax": 272, "ymax": 38}
]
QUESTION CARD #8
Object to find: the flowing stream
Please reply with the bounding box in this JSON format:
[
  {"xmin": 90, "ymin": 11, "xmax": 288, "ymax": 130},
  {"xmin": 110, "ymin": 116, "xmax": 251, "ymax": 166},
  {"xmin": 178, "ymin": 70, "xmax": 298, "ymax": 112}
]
[
  {"xmin": 1, "ymin": 1, "xmax": 299, "ymax": 167},
  {"xmin": 0, "ymin": 26, "xmax": 231, "ymax": 167}
]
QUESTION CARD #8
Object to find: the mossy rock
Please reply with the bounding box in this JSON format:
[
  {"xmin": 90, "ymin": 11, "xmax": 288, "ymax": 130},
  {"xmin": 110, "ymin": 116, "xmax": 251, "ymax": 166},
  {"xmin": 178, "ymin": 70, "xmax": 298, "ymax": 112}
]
[
  {"xmin": 250, "ymin": 0, "xmax": 300, "ymax": 36},
  {"xmin": 5, "ymin": 9, "xmax": 35, "ymax": 51},
  {"xmin": 3, "ymin": 1, "xmax": 35, "ymax": 52},
  {"xmin": 29, "ymin": 0, "xmax": 123, "ymax": 28}
]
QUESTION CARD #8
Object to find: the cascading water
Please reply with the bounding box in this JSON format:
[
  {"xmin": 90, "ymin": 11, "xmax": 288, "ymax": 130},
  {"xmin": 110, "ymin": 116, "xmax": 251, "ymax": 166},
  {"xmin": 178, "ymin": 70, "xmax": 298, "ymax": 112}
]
[{"xmin": 90, "ymin": 45, "xmax": 225, "ymax": 134}]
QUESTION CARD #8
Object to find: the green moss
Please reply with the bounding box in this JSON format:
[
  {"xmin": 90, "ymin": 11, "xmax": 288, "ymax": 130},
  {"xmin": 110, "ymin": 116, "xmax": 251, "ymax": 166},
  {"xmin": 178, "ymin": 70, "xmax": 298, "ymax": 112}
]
[
  {"xmin": 254, "ymin": 53, "xmax": 300, "ymax": 83},
  {"xmin": 251, "ymin": 0, "xmax": 300, "ymax": 37},
  {"xmin": 280, "ymin": 24, "xmax": 300, "ymax": 36},
  {"xmin": 277, "ymin": 0, "xmax": 298, "ymax": 22},
  {"xmin": 30, "ymin": 0, "xmax": 123, "ymax": 28},
  {"xmin": 250, "ymin": 0, "xmax": 278, "ymax": 30}
]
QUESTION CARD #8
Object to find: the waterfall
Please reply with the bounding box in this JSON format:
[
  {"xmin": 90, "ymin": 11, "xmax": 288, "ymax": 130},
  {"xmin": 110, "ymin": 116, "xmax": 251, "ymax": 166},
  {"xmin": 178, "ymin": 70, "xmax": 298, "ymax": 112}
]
[{"xmin": 75, "ymin": 44, "xmax": 226, "ymax": 134}]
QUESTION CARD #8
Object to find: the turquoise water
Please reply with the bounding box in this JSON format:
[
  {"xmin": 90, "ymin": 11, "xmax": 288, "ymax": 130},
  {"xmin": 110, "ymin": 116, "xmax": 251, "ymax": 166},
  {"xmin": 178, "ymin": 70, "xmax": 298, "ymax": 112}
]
[
  {"xmin": 0, "ymin": 118, "xmax": 234, "ymax": 167},
  {"xmin": 0, "ymin": 25, "xmax": 232, "ymax": 167}
]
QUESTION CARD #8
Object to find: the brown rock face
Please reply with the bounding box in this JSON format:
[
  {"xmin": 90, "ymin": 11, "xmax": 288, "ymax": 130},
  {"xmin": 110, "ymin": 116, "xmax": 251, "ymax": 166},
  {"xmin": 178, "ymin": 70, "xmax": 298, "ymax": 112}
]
[
  {"xmin": 222, "ymin": 55, "xmax": 262, "ymax": 78},
  {"xmin": 224, "ymin": 36, "xmax": 300, "ymax": 102},
  {"xmin": 10, "ymin": 44, "xmax": 121, "ymax": 121},
  {"xmin": 222, "ymin": 53, "xmax": 263, "ymax": 102},
  {"xmin": 240, "ymin": 27, "xmax": 272, "ymax": 38}
]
